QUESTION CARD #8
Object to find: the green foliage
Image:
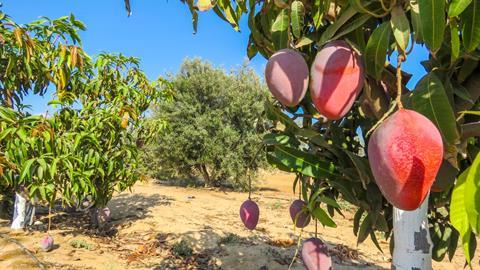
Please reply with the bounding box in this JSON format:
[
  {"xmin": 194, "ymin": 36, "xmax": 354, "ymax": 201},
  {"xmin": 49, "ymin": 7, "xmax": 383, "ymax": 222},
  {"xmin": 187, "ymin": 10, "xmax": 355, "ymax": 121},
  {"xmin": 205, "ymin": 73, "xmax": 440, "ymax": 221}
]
[
  {"xmin": 176, "ymin": 0, "xmax": 480, "ymax": 264},
  {"xmin": 144, "ymin": 59, "xmax": 269, "ymax": 188},
  {"xmin": 172, "ymin": 240, "xmax": 193, "ymax": 257},
  {"xmin": 70, "ymin": 239, "xmax": 94, "ymax": 250},
  {"xmin": 0, "ymin": 13, "xmax": 170, "ymax": 214}
]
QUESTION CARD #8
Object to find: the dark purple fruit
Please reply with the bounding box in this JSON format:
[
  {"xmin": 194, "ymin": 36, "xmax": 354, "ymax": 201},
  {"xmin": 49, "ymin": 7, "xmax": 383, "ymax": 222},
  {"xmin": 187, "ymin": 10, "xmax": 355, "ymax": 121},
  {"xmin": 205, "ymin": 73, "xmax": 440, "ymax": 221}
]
[
  {"xmin": 289, "ymin": 199, "xmax": 310, "ymax": 228},
  {"xmin": 239, "ymin": 199, "xmax": 259, "ymax": 230}
]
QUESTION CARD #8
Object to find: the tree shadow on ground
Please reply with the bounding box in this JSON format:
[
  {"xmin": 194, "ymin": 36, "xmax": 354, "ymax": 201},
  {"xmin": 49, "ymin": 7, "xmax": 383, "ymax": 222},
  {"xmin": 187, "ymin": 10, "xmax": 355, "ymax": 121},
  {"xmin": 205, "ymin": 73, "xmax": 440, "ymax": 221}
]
[
  {"xmin": 32, "ymin": 193, "xmax": 173, "ymax": 237},
  {"xmin": 107, "ymin": 193, "xmax": 173, "ymax": 225},
  {"xmin": 119, "ymin": 227, "xmax": 390, "ymax": 270}
]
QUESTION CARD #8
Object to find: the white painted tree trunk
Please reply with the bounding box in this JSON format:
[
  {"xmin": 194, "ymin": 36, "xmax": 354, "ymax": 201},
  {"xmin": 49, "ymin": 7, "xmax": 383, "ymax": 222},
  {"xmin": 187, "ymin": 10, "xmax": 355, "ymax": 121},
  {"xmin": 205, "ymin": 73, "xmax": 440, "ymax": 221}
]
[
  {"xmin": 392, "ymin": 194, "xmax": 432, "ymax": 270},
  {"xmin": 11, "ymin": 192, "xmax": 35, "ymax": 230}
]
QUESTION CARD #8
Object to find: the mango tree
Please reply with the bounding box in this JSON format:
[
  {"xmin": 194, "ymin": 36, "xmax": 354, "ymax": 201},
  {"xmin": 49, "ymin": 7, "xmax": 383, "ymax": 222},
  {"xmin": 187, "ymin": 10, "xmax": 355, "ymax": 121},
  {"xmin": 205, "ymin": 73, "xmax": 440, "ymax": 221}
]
[
  {"xmin": 166, "ymin": 0, "xmax": 479, "ymax": 268},
  {"xmin": 0, "ymin": 13, "xmax": 170, "ymax": 229},
  {"xmin": 0, "ymin": 13, "xmax": 88, "ymax": 228}
]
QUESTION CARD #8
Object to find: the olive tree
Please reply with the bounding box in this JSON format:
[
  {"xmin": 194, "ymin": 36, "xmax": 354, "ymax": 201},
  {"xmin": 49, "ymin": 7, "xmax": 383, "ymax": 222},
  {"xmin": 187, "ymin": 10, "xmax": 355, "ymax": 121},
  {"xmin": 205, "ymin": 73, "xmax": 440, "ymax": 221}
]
[{"xmin": 144, "ymin": 59, "xmax": 269, "ymax": 188}]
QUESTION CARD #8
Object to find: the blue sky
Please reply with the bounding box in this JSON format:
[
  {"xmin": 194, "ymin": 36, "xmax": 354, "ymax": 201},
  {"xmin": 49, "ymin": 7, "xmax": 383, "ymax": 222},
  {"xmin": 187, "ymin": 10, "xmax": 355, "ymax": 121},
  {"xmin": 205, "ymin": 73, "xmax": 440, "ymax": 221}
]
[{"xmin": 2, "ymin": 0, "xmax": 428, "ymax": 114}]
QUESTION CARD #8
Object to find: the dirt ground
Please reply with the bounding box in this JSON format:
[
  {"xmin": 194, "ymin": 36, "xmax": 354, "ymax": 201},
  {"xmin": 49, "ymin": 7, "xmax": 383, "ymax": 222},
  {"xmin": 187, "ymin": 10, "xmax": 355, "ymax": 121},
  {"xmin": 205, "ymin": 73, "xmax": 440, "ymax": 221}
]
[{"xmin": 0, "ymin": 172, "xmax": 478, "ymax": 270}]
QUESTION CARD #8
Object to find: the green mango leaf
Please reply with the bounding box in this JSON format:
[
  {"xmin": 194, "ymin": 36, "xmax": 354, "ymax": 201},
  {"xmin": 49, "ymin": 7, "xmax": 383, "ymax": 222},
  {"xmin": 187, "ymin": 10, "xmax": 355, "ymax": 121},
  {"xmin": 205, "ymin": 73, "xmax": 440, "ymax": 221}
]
[
  {"xmin": 345, "ymin": 151, "xmax": 372, "ymax": 188},
  {"xmin": 357, "ymin": 213, "xmax": 372, "ymax": 244},
  {"xmin": 353, "ymin": 208, "xmax": 364, "ymax": 236},
  {"xmin": 330, "ymin": 13, "xmax": 371, "ymax": 43},
  {"xmin": 20, "ymin": 158, "xmax": 36, "ymax": 182},
  {"xmin": 268, "ymin": 145, "xmax": 336, "ymax": 178},
  {"xmin": 312, "ymin": 0, "xmax": 329, "ymax": 29},
  {"xmin": 418, "ymin": 0, "xmax": 445, "ymax": 52},
  {"xmin": 411, "ymin": 73, "xmax": 460, "ymax": 147},
  {"xmin": 265, "ymin": 100, "xmax": 300, "ymax": 130},
  {"xmin": 370, "ymin": 231, "xmax": 383, "ymax": 253},
  {"xmin": 447, "ymin": 229, "xmax": 459, "ymax": 261},
  {"xmin": 449, "ymin": 0, "xmax": 472, "ymax": 17},
  {"xmin": 312, "ymin": 207, "xmax": 336, "ymax": 227},
  {"xmin": 450, "ymin": 22, "xmax": 461, "ymax": 62},
  {"xmin": 410, "ymin": 1, "xmax": 423, "ymax": 42},
  {"xmin": 271, "ymin": 9, "xmax": 290, "ymax": 51},
  {"xmin": 291, "ymin": 1, "xmax": 305, "ymax": 39},
  {"xmin": 465, "ymin": 153, "xmax": 480, "ymax": 233},
  {"xmin": 318, "ymin": 195, "xmax": 341, "ymax": 208},
  {"xmin": 308, "ymin": 187, "xmax": 328, "ymax": 210},
  {"xmin": 186, "ymin": 0, "xmax": 199, "ymax": 34},
  {"xmin": 390, "ymin": 6, "xmax": 410, "ymax": 52},
  {"xmin": 450, "ymin": 168, "xmax": 474, "ymax": 265},
  {"xmin": 318, "ymin": 5, "xmax": 358, "ymax": 46},
  {"xmin": 217, "ymin": 0, "xmax": 240, "ymax": 31},
  {"xmin": 461, "ymin": 0, "xmax": 480, "ymax": 52},
  {"xmin": 295, "ymin": 36, "xmax": 314, "ymax": 48},
  {"xmin": 365, "ymin": 22, "xmax": 391, "ymax": 80},
  {"xmin": 263, "ymin": 133, "xmax": 300, "ymax": 147}
]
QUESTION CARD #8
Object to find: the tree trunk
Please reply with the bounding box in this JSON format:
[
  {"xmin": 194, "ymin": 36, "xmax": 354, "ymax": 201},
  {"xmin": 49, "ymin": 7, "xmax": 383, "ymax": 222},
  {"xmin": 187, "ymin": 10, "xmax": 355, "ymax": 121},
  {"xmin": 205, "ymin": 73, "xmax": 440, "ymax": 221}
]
[
  {"xmin": 11, "ymin": 192, "xmax": 35, "ymax": 230},
  {"xmin": 392, "ymin": 194, "xmax": 432, "ymax": 270},
  {"xmin": 200, "ymin": 164, "xmax": 211, "ymax": 187}
]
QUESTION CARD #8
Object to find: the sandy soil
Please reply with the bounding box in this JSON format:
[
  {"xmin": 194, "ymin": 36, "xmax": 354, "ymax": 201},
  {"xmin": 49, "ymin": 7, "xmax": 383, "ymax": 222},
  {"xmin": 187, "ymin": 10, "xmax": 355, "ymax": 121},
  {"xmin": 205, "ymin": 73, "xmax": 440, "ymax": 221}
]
[{"xmin": 0, "ymin": 172, "xmax": 478, "ymax": 270}]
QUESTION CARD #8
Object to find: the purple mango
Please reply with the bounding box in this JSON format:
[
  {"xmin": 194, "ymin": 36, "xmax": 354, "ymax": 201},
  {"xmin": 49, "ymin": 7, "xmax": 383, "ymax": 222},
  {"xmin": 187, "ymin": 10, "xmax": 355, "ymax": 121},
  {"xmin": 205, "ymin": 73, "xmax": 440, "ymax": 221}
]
[
  {"xmin": 97, "ymin": 207, "xmax": 111, "ymax": 225},
  {"xmin": 289, "ymin": 199, "xmax": 311, "ymax": 228},
  {"xmin": 301, "ymin": 237, "xmax": 332, "ymax": 270},
  {"xmin": 39, "ymin": 234, "xmax": 54, "ymax": 252},
  {"xmin": 239, "ymin": 199, "xmax": 259, "ymax": 230}
]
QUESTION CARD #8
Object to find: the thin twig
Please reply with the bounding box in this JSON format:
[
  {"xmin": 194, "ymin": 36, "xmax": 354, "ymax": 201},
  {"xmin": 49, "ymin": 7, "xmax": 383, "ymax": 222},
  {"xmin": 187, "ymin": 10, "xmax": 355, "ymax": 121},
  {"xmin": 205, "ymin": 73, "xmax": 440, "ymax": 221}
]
[
  {"xmin": 0, "ymin": 233, "xmax": 47, "ymax": 270},
  {"xmin": 288, "ymin": 228, "xmax": 303, "ymax": 270},
  {"xmin": 366, "ymin": 101, "xmax": 398, "ymax": 138},
  {"xmin": 396, "ymin": 54, "xmax": 405, "ymax": 110}
]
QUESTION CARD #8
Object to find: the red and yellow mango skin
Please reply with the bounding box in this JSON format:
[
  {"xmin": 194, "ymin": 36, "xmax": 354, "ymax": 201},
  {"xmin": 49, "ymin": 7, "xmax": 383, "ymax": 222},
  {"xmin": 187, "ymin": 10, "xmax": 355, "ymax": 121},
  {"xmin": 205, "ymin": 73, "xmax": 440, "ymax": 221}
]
[
  {"xmin": 367, "ymin": 109, "xmax": 444, "ymax": 210},
  {"xmin": 265, "ymin": 49, "xmax": 309, "ymax": 107},
  {"xmin": 310, "ymin": 40, "xmax": 364, "ymax": 120}
]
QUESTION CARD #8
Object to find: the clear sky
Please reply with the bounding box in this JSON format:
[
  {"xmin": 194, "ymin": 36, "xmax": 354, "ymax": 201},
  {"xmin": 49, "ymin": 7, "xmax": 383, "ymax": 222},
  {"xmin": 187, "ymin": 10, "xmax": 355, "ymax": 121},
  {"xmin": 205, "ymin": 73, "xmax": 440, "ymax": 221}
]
[{"xmin": 2, "ymin": 0, "xmax": 428, "ymax": 114}]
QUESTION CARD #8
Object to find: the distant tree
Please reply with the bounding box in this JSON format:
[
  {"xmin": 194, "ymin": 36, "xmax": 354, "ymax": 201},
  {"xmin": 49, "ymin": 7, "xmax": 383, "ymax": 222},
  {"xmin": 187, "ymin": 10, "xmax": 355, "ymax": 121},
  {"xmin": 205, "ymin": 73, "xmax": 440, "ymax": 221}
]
[{"xmin": 145, "ymin": 59, "xmax": 270, "ymax": 188}]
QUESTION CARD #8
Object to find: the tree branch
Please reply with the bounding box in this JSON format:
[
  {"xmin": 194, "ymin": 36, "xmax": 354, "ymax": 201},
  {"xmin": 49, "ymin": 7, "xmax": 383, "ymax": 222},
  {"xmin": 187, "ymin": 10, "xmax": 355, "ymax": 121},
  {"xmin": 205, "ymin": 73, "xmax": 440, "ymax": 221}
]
[
  {"xmin": 0, "ymin": 233, "xmax": 47, "ymax": 270},
  {"xmin": 462, "ymin": 121, "xmax": 480, "ymax": 139}
]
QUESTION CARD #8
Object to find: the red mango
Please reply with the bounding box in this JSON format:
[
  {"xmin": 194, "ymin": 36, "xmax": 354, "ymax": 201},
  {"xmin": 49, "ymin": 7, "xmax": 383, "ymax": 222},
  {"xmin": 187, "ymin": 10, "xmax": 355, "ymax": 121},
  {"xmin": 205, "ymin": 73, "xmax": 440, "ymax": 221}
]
[
  {"xmin": 239, "ymin": 199, "xmax": 259, "ymax": 230},
  {"xmin": 265, "ymin": 49, "xmax": 309, "ymax": 107},
  {"xmin": 310, "ymin": 40, "xmax": 364, "ymax": 120},
  {"xmin": 368, "ymin": 109, "xmax": 444, "ymax": 210},
  {"xmin": 302, "ymin": 237, "xmax": 332, "ymax": 270}
]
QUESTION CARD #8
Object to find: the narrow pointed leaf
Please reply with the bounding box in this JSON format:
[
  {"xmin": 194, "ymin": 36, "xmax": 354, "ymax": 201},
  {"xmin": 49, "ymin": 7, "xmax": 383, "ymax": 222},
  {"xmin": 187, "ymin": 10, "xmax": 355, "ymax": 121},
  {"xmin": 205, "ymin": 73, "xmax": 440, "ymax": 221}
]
[
  {"xmin": 461, "ymin": 0, "xmax": 480, "ymax": 52},
  {"xmin": 418, "ymin": 0, "xmax": 445, "ymax": 52},
  {"xmin": 271, "ymin": 9, "xmax": 290, "ymax": 50},
  {"xmin": 465, "ymin": 153, "xmax": 480, "ymax": 233},
  {"xmin": 291, "ymin": 1, "xmax": 305, "ymax": 39},
  {"xmin": 390, "ymin": 6, "xmax": 410, "ymax": 52},
  {"xmin": 448, "ymin": 0, "xmax": 472, "ymax": 17},
  {"xmin": 365, "ymin": 22, "xmax": 391, "ymax": 80},
  {"xmin": 450, "ymin": 168, "xmax": 474, "ymax": 265},
  {"xmin": 411, "ymin": 73, "xmax": 460, "ymax": 146}
]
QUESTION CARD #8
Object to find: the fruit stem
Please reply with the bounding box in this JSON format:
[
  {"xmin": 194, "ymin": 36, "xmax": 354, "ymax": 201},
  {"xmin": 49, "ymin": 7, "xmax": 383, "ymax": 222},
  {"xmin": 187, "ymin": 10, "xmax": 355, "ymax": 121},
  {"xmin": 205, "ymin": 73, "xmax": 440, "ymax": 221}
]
[
  {"xmin": 248, "ymin": 173, "xmax": 252, "ymax": 200},
  {"xmin": 48, "ymin": 204, "xmax": 51, "ymax": 232},
  {"xmin": 396, "ymin": 54, "xmax": 405, "ymax": 110},
  {"xmin": 288, "ymin": 228, "xmax": 303, "ymax": 270}
]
